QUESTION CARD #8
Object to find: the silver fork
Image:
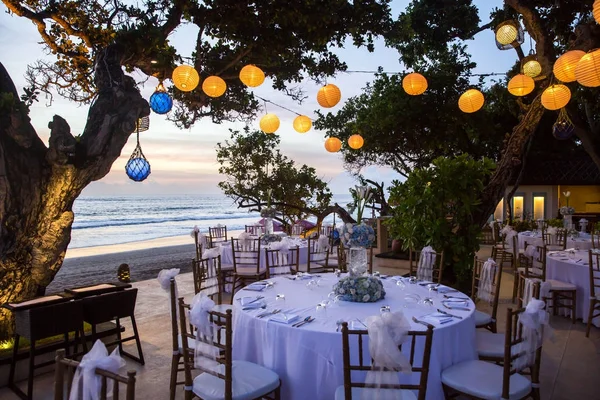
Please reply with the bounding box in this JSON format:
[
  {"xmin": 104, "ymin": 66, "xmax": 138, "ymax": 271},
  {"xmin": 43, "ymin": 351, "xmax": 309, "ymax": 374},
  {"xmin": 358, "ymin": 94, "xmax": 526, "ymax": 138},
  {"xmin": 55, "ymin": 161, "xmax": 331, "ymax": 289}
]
[
  {"xmin": 295, "ymin": 317, "xmax": 315, "ymax": 328},
  {"xmin": 437, "ymin": 308, "xmax": 463, "ymax": 319},
  {"xmin": 412, "ymin": 316, "xmax": 434, "ymax": 329},
  {"xmin": 257, "ymin": 309, "xmax": 281, "ymax": 318}
]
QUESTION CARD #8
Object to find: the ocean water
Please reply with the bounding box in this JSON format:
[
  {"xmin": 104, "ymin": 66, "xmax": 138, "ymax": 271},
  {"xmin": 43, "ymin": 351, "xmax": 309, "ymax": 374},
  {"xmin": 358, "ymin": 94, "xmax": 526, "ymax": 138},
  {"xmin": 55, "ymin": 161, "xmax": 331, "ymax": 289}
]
[{"xmin": 70, "ymin": 194, "xmax": 354, "ymax": 249}]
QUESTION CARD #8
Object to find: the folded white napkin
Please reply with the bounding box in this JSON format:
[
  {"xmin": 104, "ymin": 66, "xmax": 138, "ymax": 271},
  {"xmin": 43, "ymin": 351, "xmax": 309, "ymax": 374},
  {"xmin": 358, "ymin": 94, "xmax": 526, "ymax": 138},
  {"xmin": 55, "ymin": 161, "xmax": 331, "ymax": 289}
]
[
  {"xmin": 443, "ymin": 299, "xmax": 470, "ymax": 307},
  {"xmin": 420, "ymin": 313, "xmax": 453, "ymax": 324},
  {"xmin": 270, "ymin": 313, "xmax": 300, "ymax": 324},
  {"xmin": 436, "ymin": 286, "xmax": 454, "ymax": 294},
  {"xmin": 298, "ymin": 274, "xmax": 316, "ymax": 280},
  {"xmin": 244, "ymin": 283, "xmax": 267, "ymax": 291},
  {"xmin": 239, "ymin": 297, "xmax": 264, "ymax": 307}
]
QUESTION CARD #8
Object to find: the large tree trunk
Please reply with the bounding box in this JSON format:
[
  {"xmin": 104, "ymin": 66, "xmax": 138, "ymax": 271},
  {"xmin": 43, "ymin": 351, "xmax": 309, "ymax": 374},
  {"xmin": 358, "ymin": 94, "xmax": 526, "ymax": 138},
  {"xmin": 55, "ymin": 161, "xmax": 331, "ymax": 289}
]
[{"xmin": 0, "ymin": 46, "xmax": 149, "ymax": 339}]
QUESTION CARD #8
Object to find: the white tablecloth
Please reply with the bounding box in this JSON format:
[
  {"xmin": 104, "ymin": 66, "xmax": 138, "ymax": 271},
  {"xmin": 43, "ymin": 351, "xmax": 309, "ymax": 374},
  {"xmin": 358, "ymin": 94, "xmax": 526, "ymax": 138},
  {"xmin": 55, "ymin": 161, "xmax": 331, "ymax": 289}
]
[
  {"xmin": 219, "ymin": 238, "xmax": 309, "ymax": 271},
  {"xmin": 232, "ymin": 274, "xmax": 477, "ymax": 399},
  {"xmin": 518, "ymin": 231, "xmax": 592, "ymax": 251},
  {"xmin": 546, "ymin": 250, "xmax": 599, "ymax": 327}
]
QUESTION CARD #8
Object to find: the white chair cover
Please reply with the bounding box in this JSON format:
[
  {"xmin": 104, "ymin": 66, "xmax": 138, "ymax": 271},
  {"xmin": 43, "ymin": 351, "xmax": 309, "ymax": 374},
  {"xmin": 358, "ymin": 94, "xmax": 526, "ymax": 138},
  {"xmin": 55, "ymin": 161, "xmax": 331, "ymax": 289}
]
[
  {"xmin": 362, "ymin": 311, "xmax": 412, "ymax": 400},
  {"xmin": 546, "ymin": 226, "xmax": 558, "ymax": 244},
  {"xmin": 416, "ymin": 246, "xmax": 436, "ymax": 281},
  {"xmin": 68, "ymin": 340, "xmax": 125, "ymax": 400},
  {"xmin": 269, "ymin": 241, "xmax": 290, "ymax": 275},
  {"xmin": 314, "ymin": 235, "xmax": 329, "ymax": 261},
  {"xmin": 479, "ymin": 259, "xmax": 497, "ymax": 303},
  {"xmin": 201, "ymin": 247, "xmax": 220, "ymax": 297},
  {"xmin": 513, "ymin": 299, "xmax": 552, "ymax": 371},
  {"xmin": 522, "ymin": 278, "xmax": 552, "ymax": 306},
  {"xmin": 505, "ymin": 230, "xmax": 518, "ymax": 251},
  {"xmin": 157, "ymin": 268, "xmax": 180, "ymax": 317},
  {"xmin": 188, "ymin": 294, "xmax": 220, "ymax": 371}
]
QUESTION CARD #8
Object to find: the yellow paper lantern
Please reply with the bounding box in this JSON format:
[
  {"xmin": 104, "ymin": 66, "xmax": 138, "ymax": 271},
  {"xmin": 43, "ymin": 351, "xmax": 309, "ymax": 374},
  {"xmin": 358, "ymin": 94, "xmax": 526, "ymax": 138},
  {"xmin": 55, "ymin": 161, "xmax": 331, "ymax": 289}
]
[
  {"xmin": 402, "ymin": 73, "xmax": 428, "ymax": 95},
  {"xmin": 293, "ymin": 115, "xmax": 312, "ymax": 133},
  {"xmin": 260, "ymin": 113, "xmax": 280, "ymax": 134},
  {"xmin": 458, "ymin": 89, "xmax": 485, "ymax": 113},
  {"xmin": 172, "ymin": 65, "xmax": 200, "ymax": 92},
  {"xmin": 239, "ymin": 65, "xmax": 265, "ymax": 87},
  {"xmin": 594, "ymin": 0, "xmax": 600, "ymax": 24},
  {"xmin": 575, "ymin": 49, "xmax": 600, "ymax": 87},
  {"xmin": 522, "ymin": 57, "xmax": 542, "ymax": 78},
  {"xmin": 541, "ymin": 84, "xmax": 571, "ymax": 110},
  {"xmin": 348, "ymin": 134, "xmax": 364, "ymax": 150},
  {"xmin": 202, "ymin": 76, "xmax": 227, "ymax": 97},
  {"xmin": 324, "ymin": 137, "xmax": 342, "ymax": 153},
  {"xmin": 554, "ymin": 50, "xmax": 585, "ymax": 83},
  {"xmin": 317, "ymin": 84, "xmax": 341, "ymax": 108},
  {"xmin": 495, "ymin": 21, "xmax": 519, "ymax": 46},
  {"xmin": 507, "ymin": 74, "xmax": 535, "ymax": 96}
]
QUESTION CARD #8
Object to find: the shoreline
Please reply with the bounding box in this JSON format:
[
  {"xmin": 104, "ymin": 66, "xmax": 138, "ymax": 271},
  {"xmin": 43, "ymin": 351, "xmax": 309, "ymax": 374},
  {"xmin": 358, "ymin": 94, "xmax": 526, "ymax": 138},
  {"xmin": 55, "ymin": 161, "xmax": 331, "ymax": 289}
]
[{"xmin": 49, "ymin": 230, "xmax": 245, "ymax": 293}]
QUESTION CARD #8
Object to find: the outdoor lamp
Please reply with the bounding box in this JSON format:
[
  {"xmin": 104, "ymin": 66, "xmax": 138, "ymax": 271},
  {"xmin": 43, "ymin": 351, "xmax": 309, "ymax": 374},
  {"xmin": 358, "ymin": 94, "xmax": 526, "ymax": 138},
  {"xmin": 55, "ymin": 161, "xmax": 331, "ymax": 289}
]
[
  {"xmin": 239, "ymin": 65, "xmax": 265, "ymax": 87},
  {"xmin": 594, "ymin": 0, "xmax": 600, "ymax": 24},
  {"xmin": 260, "ymin": 113, "xmax": 280, "ymax": 134},
  {"xmin": 324, "ymin": 137, "xmax": 342, "ymax": 152},
  {"xmin": 149, "ymin": 82, "xmax": 173, "ymax": 114},
  {"xmin": 348, "ymin": 134, "xmax": 364, "ymax": 149},
  {"xmin": 495, "ymin": 20, "xmax": 524, "ymax": 50},
  {"xmin": 554, "ymin": 50, "xmax": 585, "ymax": 83},
  {"xmin": 507, "ymin": 74, "xmax": 535, "ymax": 96},
  {"xmin": 402, "ymin": 73, "xmax": 428, "ymax": 95},
  {"xmin": 541, "ymin": 84, "xmax": 571, "ymax": 110},
  {"xmin": 202, "ymin": 76, "xmax": 227, "ymax": 97},
  {"xmin": 575, "ymin": 49, "xmax": 600, "ymax": 87},
  {"xmin": 317, "ymin": 84, "xmax": 341, "ymax": 108},
  {"xmin": 458, "ymin": 89, "xmax": 485, "ymax": 113},
  {"xmin": 172, "ymin": 65, "xmax": 200, "ymax": 92},
  {"xmin": 117, "ymin": 263, "xmax": 131, "ymax": 283},
  {"xmin": 293, "ymin": 115, "xmax": 312, "ymax": 133},
  {"xmin": 125, "ymin": 157, "xmax": 151, "ymax": 181},
  {"xmin": 522, "ymin": 52, "xmax": 542, "ymax": 78}
]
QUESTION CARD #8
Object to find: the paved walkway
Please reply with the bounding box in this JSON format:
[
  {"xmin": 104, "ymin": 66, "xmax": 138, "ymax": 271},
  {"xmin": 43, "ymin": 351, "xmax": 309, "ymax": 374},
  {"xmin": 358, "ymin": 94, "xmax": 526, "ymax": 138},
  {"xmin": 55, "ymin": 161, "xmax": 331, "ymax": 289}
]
[{"xmin": 1, "ymin": 245, "xmax": 599, "ymax": 399}]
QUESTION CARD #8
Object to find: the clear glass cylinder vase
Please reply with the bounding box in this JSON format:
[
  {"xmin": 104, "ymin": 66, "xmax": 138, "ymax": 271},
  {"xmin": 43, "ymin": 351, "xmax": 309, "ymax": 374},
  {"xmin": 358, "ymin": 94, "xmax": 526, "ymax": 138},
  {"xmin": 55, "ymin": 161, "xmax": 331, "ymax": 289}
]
[
  {"xmin": 563, "ymin": 214, "xmax": 573, "ymax": 230},
  {"xmin": 348, "ymin": 247, "xmax": 368, "ymax": 276},
  {"xmin": 265, "ymin": 217, "xmax": 274, "ymax": 235}
]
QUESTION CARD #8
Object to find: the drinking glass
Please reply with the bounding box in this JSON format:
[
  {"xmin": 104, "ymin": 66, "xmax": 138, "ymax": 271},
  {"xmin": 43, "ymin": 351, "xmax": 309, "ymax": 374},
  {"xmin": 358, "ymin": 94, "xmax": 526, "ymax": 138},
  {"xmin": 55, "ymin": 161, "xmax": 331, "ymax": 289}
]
[
  {"xmin": 373, "ymin": 271, "xmax": 381, "ymax": 278},
  {"xmin": 334, "ymin": 269, "xmax": 341, "ymax": 278},
  {"xmin": 380, "ymin": 305, "xmax": 391, "ymax": 314},
  {"xmin": 275, "ymin": 293, "xmax": 286, "ymax": 305},
  {"xmin": 306, "ymin": 279, "xmax": 317, "ymax": 290},
  {"xmin": 396, "ymin": 278, "xmax": 406, "ymax": 290},
  {"xmin": 316, "ymin": 303, "xmax": 327, "ymax": 318}
]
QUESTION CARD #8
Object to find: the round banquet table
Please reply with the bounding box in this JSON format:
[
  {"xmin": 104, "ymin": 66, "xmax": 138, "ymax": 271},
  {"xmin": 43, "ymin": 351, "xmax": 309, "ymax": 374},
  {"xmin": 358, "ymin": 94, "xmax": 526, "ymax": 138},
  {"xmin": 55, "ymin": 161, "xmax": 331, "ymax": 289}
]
[
  {"xmin": 219, "ymin": 237, "xmax": 310, "ymax": 270},
  {"xmin": 231, "ymin": 273, "xmax": 477, "ymax": 400},
  {"xmin": 546, "ymin": 249, "xmax": 599, "ymax": 327},
  {"xmin": 518, "ymin": 231, "xmax": 592, "ymax": 251}
]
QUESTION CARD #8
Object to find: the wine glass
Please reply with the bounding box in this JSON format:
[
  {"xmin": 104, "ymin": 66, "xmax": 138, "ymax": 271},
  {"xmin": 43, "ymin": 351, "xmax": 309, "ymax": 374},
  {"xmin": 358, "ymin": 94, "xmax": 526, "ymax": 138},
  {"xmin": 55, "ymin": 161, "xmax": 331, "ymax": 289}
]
[
  {"xmin": 380, "ymin": 305, "xmax": 391, "ymax": 314},
  {"xmin": 306, "ymin": 279, "xmax": 317, "ymax": 290},
  {"xmin": 316, "ymin": 302, "xmax": 327, "ymax": 319},
  {"xmin": 396, "ymin": 278, "xmax": 406, "ymax": 290}
]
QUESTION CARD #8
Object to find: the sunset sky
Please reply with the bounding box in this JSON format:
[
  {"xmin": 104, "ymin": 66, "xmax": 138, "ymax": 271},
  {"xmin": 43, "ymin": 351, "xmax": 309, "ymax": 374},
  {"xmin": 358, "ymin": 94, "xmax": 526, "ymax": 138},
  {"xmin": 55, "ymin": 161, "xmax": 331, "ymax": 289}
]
[{"xmin": 0, "ymin": 0, "xmax": 515, "ymax": 196}]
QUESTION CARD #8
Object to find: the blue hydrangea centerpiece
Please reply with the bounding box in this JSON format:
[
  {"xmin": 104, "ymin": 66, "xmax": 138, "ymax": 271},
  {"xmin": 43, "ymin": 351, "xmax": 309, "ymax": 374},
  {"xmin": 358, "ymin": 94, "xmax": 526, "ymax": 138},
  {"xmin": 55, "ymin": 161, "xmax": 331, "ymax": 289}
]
[{"xmin": 333, "ymin": 275, "xmax": 385, "ymax": 303}]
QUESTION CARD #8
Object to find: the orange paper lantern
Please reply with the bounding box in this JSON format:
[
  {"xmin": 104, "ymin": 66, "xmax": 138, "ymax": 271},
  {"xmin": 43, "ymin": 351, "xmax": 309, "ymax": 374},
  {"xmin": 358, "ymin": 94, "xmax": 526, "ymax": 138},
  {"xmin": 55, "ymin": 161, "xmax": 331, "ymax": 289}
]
[
  {"xmin": 575, "ymin": 49, "xmax": 600, "ymax": 87},
  {"xmin": 317, "ymin": 84, "xmax": 341, "ymax": 108},
  {"xmin": 239, "ymin": 65, "xmax": 265, "ymax": 87},
  {"xmin": 324, "ymin": 137, "xmax": 342, "ymax": 153},
  {"xmin": 202, "ymin": 76, "xmax": 227, "ymax": 97},
  {"xmin": 293, "ymin": 115, "xmax": 312, "ymax": 133},
  {"xmin": 172, "ymin": 65, "xmax": 200, "ymax": 92},
  {"xmin": 507, "ymin": 74, "xmax": 535, "ymax": 96},
  {"xmin": 260, "ymin": 113, "xmax": 280, "ymax": 134},
  {"xmin": 348, "ymin": 134, "xmax": 364, "ymax": 149},
  {"xmin": 594, "ymin": 0, "xmax": 600, "ymax": 24},
  {"xmin": 554, "ymin": 50, "xmax": 585, "ymax": 83},
  {"xmin": 495, "ymin": 21, "xmax": 519, "ymax": 46},
  {"xmin": 458, "ymin": 89, "xmax": 485, "ymax": 113},
  {"xmin": 541, "ymin": 84, "xmax": 571, "ymax": 110},
  {"xmin": 402, "ymin": 73, "xmax": 428, "ymax": 95}
]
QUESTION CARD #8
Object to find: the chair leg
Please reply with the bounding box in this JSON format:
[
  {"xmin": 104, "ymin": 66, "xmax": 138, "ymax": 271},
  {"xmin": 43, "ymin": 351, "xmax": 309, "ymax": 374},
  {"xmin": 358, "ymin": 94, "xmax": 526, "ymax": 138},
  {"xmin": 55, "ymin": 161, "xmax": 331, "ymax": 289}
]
[
  {"xmin": 169, "ymin": 352, "xmax": 181, "ymax": 400},
  {"xmin": 512, "ymin": 273, "xmax": 518, "ymax": 304},
  {"xmin": 8, "ymin": 334, "xmax": 20, "ymax": 389},
  {"xmin": 130, "ymin": 316, "xmax": 145, "ymax": 365},
  {"xmin": 27, "ymin": 340, "xmax": 35, "ymax": 400},
  {"xmin": 586, "ymin": 299, "xmax": 595, "ymax": 337},
  {"xmin": 116, "ymin": 317, "xmax": 124, "ymax": 354},
  {"xmin": 552, "ymin": 292, "xmax": 558, "ymax": 316},
  {"xmin": 571, "ymin": 291, "xmax": 577, "ymax": 324},
  {"xmin": 274, "ymin": 383, "xmax": 281, "ymax": 400}
]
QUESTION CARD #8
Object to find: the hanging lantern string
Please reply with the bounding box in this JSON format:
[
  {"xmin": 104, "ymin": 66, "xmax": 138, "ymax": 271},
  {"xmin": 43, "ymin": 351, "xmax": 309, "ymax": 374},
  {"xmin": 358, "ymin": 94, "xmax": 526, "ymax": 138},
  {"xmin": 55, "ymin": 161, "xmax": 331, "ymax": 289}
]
[
  {"xmin": 256, "ymin": 95, "xmax": 305, "ymax": 117},
  {"xmin": 343, "ymin": 70, "xmax": 507, "ymax": 77}
]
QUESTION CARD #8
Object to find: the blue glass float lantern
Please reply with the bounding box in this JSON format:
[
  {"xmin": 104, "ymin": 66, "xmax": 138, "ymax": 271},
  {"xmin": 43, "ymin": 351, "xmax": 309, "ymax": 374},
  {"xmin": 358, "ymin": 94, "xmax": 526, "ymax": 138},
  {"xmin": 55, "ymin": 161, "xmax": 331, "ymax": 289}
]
[
  {"xmin": 552, "ymin": 109, "xmax": 575, "ymax": 140},
  {"xmin": 125, "ymin": 125, "xmax": 151, "ymax": 182},
  {"xmin": 149, "ymin": 82, "xmax": 173, "ymax": 114}
]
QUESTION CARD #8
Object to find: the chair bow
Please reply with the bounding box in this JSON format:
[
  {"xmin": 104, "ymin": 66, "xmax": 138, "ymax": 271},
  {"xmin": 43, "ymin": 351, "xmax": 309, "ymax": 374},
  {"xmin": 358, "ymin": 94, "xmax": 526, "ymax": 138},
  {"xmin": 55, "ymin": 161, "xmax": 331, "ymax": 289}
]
[
  {"xmin": 238, "ymin": 232, "xmax": 252, "ymax": 250},
  {"xmin": 479, "ymin": 258, "xmax": 497, "ymax": 303},
  {"xmin": 514, "ymin": 299, "xmax": 552, "ymax": 372},
  {"xmin": 362, "ymin": 311, "xmax": 411, "ymax": 400},
  {"xmin": 316, "ymin": 235, "xmax": 330, "ymax": 252},
  {"xmin": 416, "ymin": 246, "xmax": 436, "ymax": 281},
  {"xmin": 269, "ymin": 241, "xmax": 290, "ymax": 275},
  {"xmin": 190, "ymin": 225, "xmax": 200, "ymax": 238},
  {"xmin": 189, "ymin": 294, "xmax": 220, "ymax": 371},
  {"xmin": 157, "ymin": 268, "xmax": 180, "ymax": 317},
  {"xmin": 68, "ymin": 340, "xmax": 125, "ymax": 400}
]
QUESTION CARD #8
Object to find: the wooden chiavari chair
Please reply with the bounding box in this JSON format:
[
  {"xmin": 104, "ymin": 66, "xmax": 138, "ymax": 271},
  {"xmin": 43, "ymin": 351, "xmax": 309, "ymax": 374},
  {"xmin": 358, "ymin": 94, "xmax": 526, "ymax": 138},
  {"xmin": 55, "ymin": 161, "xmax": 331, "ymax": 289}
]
[
  {"xmin": 54, "ymin": 348, "xmax": 136, "ymax": 400},
  {"xmin": 231, "ymin": 238, "xmax": 266, "ymax": 293},
  {"xmin": 442, "ymin": 307, "xmax": 542, "ymax": 400},
  {"xmin": 298, "ymin": 236, "xmax": 333, "ymax": 273},
  {"xmin": 319, "ymin": 224, "xmax": 334, "ymax": 237},
  {"xmin": 191, "ymin": 255, "xmax": 230, "ymax": 313},
  {"xmin": 409, "ymin": 248, "xmax": 444, "ymax": 283},
  {"xmin": 471, "ymin": 257, "xmax": 503, "ymax": 333},
  {"xmin": 244, "ymin": 225, "xmax": 265, "ymax": 236},
  {"xmin": 291, "ymin": 224, "xmax": 305, "ymax": 237},
  {"xmin": 592, "ymin": 229, "xmax": 600, "ymax": 249},
  {"xmin": 337, "ymin": 322, "xmax": 434, "ymax": 400},
  {"xmin": 265, "ymin": 246, "xmax": 300, "ymax": 277},
  {"xmin": 543, "ymin": 228, "xmax": 567, "ymax": 251},
  {"xmin": 178, "ymin": 299, "xmax": 281, "ymax": 400},
  {"xmin": 208, "ymin": 226, "xmax": 228, "ymax": 247},
  {"xmin": 477, "ymin": 276, "xmax": 541, "ymax": 362},
  {"xmin": 166, "ymin": 279, "xmax": 185, "ymax": 400},
  {"xmin": 587, "ymin": 250, "xmax": 600, "ymax": 337}
]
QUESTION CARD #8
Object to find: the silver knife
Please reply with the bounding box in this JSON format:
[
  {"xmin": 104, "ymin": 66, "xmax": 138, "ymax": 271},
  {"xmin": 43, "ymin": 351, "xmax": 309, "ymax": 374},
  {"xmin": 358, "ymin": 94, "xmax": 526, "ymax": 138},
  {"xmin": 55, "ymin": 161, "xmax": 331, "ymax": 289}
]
[
  {"xmin": 412, "ymin": 316, "xmax": 434, "ymax": 329},
  {"xmin": 295, "ymin": 317, "xmax": 315, "ymax": 328},
  {"xmin": 437, "ymin": 308, "xmax": 463, "ymax": 319}
]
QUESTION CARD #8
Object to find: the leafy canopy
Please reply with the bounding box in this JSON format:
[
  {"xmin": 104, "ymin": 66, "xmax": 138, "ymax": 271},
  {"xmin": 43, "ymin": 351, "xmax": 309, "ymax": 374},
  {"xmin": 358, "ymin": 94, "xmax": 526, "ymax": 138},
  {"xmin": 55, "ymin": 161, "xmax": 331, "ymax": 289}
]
[
  {"xmin": 216, "ymin": 129, "xmax": 332, "ymax": 225},
  {"xmin": 3, "ymin": 0, "xmax": 392, "ymax": 128},
  {"xmin": 386, "ymin": 155, "xmax": 495, "ymax": 285}
]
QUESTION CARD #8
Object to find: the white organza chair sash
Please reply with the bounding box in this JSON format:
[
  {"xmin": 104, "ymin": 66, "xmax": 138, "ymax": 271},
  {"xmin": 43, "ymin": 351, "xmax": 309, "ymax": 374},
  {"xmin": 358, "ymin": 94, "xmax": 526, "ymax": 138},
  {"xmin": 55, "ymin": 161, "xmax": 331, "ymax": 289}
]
[
  {"xmin": 188, "ymin": 294, "xmax": 220, "ymax": 371},
  {"xmin": 479, "ymin": 259, "xmax": 497, "ymax": 303},
  {"xmin": 416, "ymin": 246, "xmax": 436, "ymax": 281},
  {"xmin": 68, "ymin": 340, "xmax": 125, "ymax": 400},
  {"xmin": 313, "ymin": 235, "xmax": 329, "ymax": 261},
  {"xmin": 269, "ymin": 241, "xmax": 290, "ymax": 275},
  {"xmin": 157, "ymin": 268, "xmax": 180, "ymax": 317},
  {"xmin": 513, "ymin": 299, "xmax": 552, "ymax": 372},
  {"xmin": 201, "ymin": 247, "xmax": 221, "ymax": 297}
]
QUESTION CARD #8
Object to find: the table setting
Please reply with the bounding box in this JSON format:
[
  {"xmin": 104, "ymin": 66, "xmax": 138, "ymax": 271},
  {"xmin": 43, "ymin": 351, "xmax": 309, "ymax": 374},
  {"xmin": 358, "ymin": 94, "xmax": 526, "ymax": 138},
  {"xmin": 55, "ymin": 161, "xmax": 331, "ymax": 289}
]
[
  {"xmin": 231, "ymin": 272, "xmax": 477, "ymax": 399},
  {"xmin": 218, "ymin": 236, "xmax": 310, "ymax": 269},
  {"xmin": 518, "ymin": 230, "xmax": 592, "ymax": 252}
]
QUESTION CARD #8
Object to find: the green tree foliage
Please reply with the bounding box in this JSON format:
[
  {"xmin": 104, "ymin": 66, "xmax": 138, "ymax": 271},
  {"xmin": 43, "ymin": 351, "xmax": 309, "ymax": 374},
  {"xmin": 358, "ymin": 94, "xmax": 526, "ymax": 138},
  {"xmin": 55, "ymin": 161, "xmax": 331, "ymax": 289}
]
[
  {"xmin": 216, "ymin": 129, "xmax": 332, "ymax": 227},
  {"xmin": 386, "ymin": 155, "xmax": 495, "ymax": 286}
]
